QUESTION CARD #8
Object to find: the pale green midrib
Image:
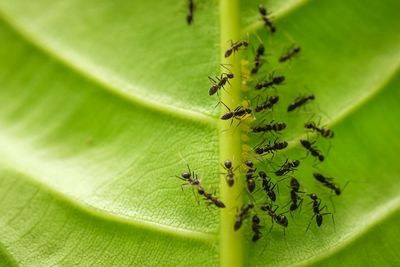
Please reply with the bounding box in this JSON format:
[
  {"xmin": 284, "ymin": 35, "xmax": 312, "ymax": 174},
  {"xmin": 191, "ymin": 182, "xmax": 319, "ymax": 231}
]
[
  {"xmin": 293, "ymin": 196, "xmax": 400, "ymax": 267},
  {"xmin": 0, "ymin": 159, "xmax": 216, "ymax": 244},
  {"xmin": 0, "ymin": 11, "xmax": 217, "ymax": 127},
  {"xmin": 242, "ymin": 0, "xmax": 310, "ymax": 34}
]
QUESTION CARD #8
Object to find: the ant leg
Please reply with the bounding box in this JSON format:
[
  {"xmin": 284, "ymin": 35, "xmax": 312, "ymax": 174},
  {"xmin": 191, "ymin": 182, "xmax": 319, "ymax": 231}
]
[
  {"xmin": 208, "ymin": 76, "xmax": 218, "ymax": 84},
  {"xmin": 268, "ymin": 222, "xmax": 274, "ymax": 233},
  {"xmin": 306, "ymin": 214, "xmax": 316, "ymax": 232}
]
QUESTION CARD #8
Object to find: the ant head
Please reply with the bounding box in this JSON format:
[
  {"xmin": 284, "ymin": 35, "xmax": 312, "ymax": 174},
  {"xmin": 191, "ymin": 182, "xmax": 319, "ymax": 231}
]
[
  {"xmin": 252, "ymin": 214, "xmax": 260, "ymax": 223},
  {"xmin": 309, "ymin": 94, "xmax": 316, "ymax": 100},
  {"xmin": 335, "ymin": 188, "xmax": 341, "ymax": 195},
  {"xmin": 277, "ymin": 215, "xmax": 288, "ymax": 227},
  {"xmin": 254, "ymin": 147, "xmax": 264, "ymax": 154},
  {"xmin": 248, "ymin": 202, "xmax": 255, "ymax": 209},
  {"xmin": 295, "ymin": 46, "xmax": 301, "ymax": 53},
  {"xmin": 258, "ymin": 4, "xmax": 267, "ymax": 16},
  {"xmin": 197, "ymin": 187, "xmax": 205, "ymax": 195},
  {"xmin": 258, "ymin": 171, "xmax": 267, "ymax": 179},
  {"xmin": 226, "ymin": 73, "xmax": 234, "ymax": 79},
  {"xmin": 257, "ymin": 44, "xmax": 265, "ymax": 55},
  {"xmin": 309, "ymin": 193, "xmax": 318, "ymax": 200},
  {"xmin": 313, "ymin": 172, "xmax": 323, "ymax": 180},
  {"xmin": 278, "ymin": 141, "xmax": 288, "ymax": 149},
  {"xmin": 273, "ymin": 75, "xmax": 285, "ymax": 84},
  {"xmin": 243, "ymin": 41, "xmax": 249, "ymax": 47},
  {"xmin": 245, "ymin": 160, "xmax": 253, "ymax": 168},
  {"xmin": 181, "ymin": 171, "xmax": 191, "ymax": 179},
  {"xmin": 293, "ymin": 160, "xmax": 300, "ymax": 167},
  {"xmin": 278, "ymin": 122, "xmax": 287, "ymax": 130},
  {"xmin": 318, "ymin": 155, "xmax": 325, "ymax": 161},
  {"xmin": 224, "ymin": 160, "xmax": 232, "ymax": 169},
  {"xmin": 246, "ymin": 108, "xmax": 252, "ymax": 114},
  {"xmin": 300, "ymin": 139, "xmax": 310, "ymax": 147},
  {"xmin": 304, "ymin": 121, "xmax": 314, "ymax": 128},
  {"xmin": 260, "ymin": 204, "xmax": 271, "ymax": 211}
]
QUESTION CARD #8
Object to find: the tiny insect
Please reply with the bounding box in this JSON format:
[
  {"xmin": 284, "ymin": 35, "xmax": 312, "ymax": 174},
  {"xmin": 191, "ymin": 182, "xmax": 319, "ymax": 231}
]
[
  {"xmin": 255, "ymin": 75, "xmax": 285, "ymax": 90},
  {"xmin": 225, "ymin": 40, "xmax": 249, "ymax": 58},
  {"xmin": 244, "ymin": 160, "xmax": 257, "ymax": 193},
  {"xmin": 275, "ymin": 159, "xmax": 300, "ymax": 176},
  {"xmin": 287, "ymin": 94, "xmax": 315, "ymax": 112},
  {"xmin": 288, "ymin": 177, "xmax": 303, "ymax": 212},
  {"xmin": 234, "ymin": 203, "xmax": 255, "ymax": 231},
  {"xmin": 254, "ymin": 95, "xmax": 279, "ymax": 113},
  {"xmin": 251, "ymin": 44, "xmax": 265, "ymax": 75},
  {"xmin": 176, "ymin": 165, "xmax": 200, "ymax": 187},
  {"xmin": 313, "ymin": 173, "xmax": 342, "ymax": 195},
  {"xmin": 252, "ymin": 121, "xmax": 286, "ymax": 134},
  {"xmin": 261, "ymin": 204, "xmax": 288, "ymax": 231},
  {"xmin": 258, "ymin": 4, "xmax": 276, "ymax": 33},
  {"xmin": 222, "ymin": 160, "xmax": 235, "ymax": 187},
  {"xmin": 279, "ymin": 45, "xmax": 301, "ymax": 62},
  {"xmin": 220, "ymin": 104, "xmax": 252, "ymax": 125},
  {"xmin": 306, "ymin": 193, "xmax": 334, "ymax": 231},
  {"xmin": 254, "ymin": 139, "xmax": 288, "ymax": 156},
  {"xmin": 186, "ymin": 0, "xmax": 195, "ymax": 25},
  {"xmin": 300, "ymin": 139, "xmax": 324, "ymax": 162},
  {"xmin": 208, "ymin": 72, "xmax": 234, "ymax": 96},
  {"xmin": 252, "ymin": 215, "xmax": 262, "ymax": 242},
  {"xmin": 305, "ymin": 121, "xmax": 334, "ymax": 138},
  {"xmin": 259, "ymin": 171, "xmax": 277, "ymax": 202}
]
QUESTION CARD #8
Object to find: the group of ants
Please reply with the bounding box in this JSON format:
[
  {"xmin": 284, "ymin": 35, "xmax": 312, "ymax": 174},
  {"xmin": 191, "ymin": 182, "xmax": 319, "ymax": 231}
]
[{"xmin": 178, "ymin": 2, "xmax": 346, "ymax": 242}]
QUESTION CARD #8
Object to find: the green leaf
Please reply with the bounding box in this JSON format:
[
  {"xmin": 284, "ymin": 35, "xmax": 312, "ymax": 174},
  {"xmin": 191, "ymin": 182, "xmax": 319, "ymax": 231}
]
[{"xmin": 0, "ymin": 0, "xmax": 399, "ymax": 266}]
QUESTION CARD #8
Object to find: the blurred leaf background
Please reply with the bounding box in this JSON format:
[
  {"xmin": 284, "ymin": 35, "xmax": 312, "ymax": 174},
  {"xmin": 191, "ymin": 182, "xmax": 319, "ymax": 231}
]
[{"xmin": 0, "ymin": 0, "xmax": 399, "ymax": 266}]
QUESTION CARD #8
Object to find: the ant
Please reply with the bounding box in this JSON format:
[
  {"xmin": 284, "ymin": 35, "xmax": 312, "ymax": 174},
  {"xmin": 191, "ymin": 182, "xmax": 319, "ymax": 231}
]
[
  {"xmin": 225, "ymin": 40, "xmax": 249, "ymax": 58},
  {"xmin": 279, "ymin": 45, "xmax": 301, "ymax": 62},
  {"xmin": 259, "ymin": 171, "xmax": 277, "ymax": 202},
  {"xmin": 305, "ymin": 121, "xmax": 334, "ymax": 138},
  {"xmin": 254, "ymin": 95, "xmax": 279, "ymax": 113},
  {"xmin": 306, "ymin": 193, "xmax": 334, "ymax": 231},
  {"xmin": 234, "ymin": 203, "xmax": 255, "ymax": 231},
  {"xmin": 208, "ymin": 72, "xmax": 234, "ymax": 96},
  {"xmin": 252, "ymin": 121, "xmax": 286, "ymax": 135},
  {"xmin": 255, "ymin": 74, "xmax": 285, "ymax": 90},
  {"xmin": 186, "ymin": 0, "xmax": 195, "ymax": 25},
  {"xmin": 244, "ymin": 160, "xmax": 257, "ymax": 193},
  {"xmin": 313, "ymin": 173, "xmax": 342, "ymax": 196},
  {"xmin": 222, "ymin": 160, "xmax": 236, "ymax": 187},
  {"xmin": 220, "ymin": 103, "xmax": 252, "ymax": 124},
  {"xmin": 261, "ymin": 204, "xmax": 288, "ymax": 233},
  {"xmin": 252, "ymin": 215, "xmax": 262, "ymax": 242},
  {"xmin": 288, "ymin": 177, "xmax": 304, "ymax": 212},
  {"xmin": 287, "ymin": 94, "xmax": 315, "ymax": 112},
  {"xmin": 300, "ymin": 139, "xmax": 324, "ymax": 162},
  {"xmin": 258, "ymin": 4, "xmax": 276, "ymax": 33},
  {"xmin": 254, "ymin": 139, "xmax": 288, "ymax": 156},
  {"xmin": 275, "ymin": 159, "xmax": 300, "ymax": 176},
  {"xmin": 251, "ymin": 44, "xmax": 265, "ymax": 75}
]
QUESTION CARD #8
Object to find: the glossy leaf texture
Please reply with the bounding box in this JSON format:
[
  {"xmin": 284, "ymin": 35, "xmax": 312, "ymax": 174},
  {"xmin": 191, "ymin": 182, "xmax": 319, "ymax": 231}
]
[{"xmin": 0, "ymin": 0, "xmax": 399, "ymax": 266}]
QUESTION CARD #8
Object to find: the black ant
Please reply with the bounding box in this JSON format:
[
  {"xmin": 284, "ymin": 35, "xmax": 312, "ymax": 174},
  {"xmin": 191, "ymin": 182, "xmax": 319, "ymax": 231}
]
[
  {"xmin": 244, "ymin": 160, "xmax": 257, "ymax": 193},
  {"xmin": 252, "ymin": 215, "xmax": 262, "ymax": 242},
  {"xmin": 306, "ymin": 193, "xmax": 334, "ymax": 231},
  {"xmin": 313, "ymin": 173, "xmax": 342, "ymax": 195},
  {"xmin": 225, "ymin": 40, "xmax": 249, "ymax": 58},
  {"xmin": 259, "ymin": 171, "xmax": 277, "ymax": 202},
  {"xmin": 261, "ymin": 204, "xmax": 288, "ymax": 233},
  {"xmin": 220, "ymin": 104, "xmax": 252, "ymax": 124},
  {"xmin": 258, "ymin": 4, "xmax": 276, "ymax": 33},
  {"xmin": 251, "ymin": 44, "xmax": 265, "ymax": 75},
  {"xmin": 305, "ymin": 121, "xmax": 334, "ymax": 138},
  {"xmin": 300, "ymin": 139, "xmax": 324, "ymax": 162},
  {"xmin": 279, "ymin": 45, "xmax": 301, "ymax": 62},
  {"xmin": 255, "ymin": 74, "xmax": 285, "ymax": 90},
  {"xmin": 254, "ymin": 95, "xmax": 279, "ymax": 113},
  {"xmin": 275, "ymin": 159, "xmax": 300, "ymax": 176},
  {"xmin": 287, "ymin": 94, "xmax": 315, "ymax": 112},
  {"xmin": 254, "ymin": 139, "xmax": 288, "ymax": 156},
  {"xmin": 234, "ymin": 203, "xmax": 255, "ymax": 231},
  {"xmin": 222, "ymin": 160, "xmax": 235, "ymax": 187},
  {"xmin": 252, "ymin": 121, "xmax": 286, "ymax": 135},
  {"xmin": 186, "ymin": 0, "xmax": 195, "ymax": 25},
  {"xmin": 288, "ymin": 177, "xmax": 304, "ymax": 212},
  {"xmin": 208, "ymin": 72, "xmax": 234, "ymax": 96}
]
